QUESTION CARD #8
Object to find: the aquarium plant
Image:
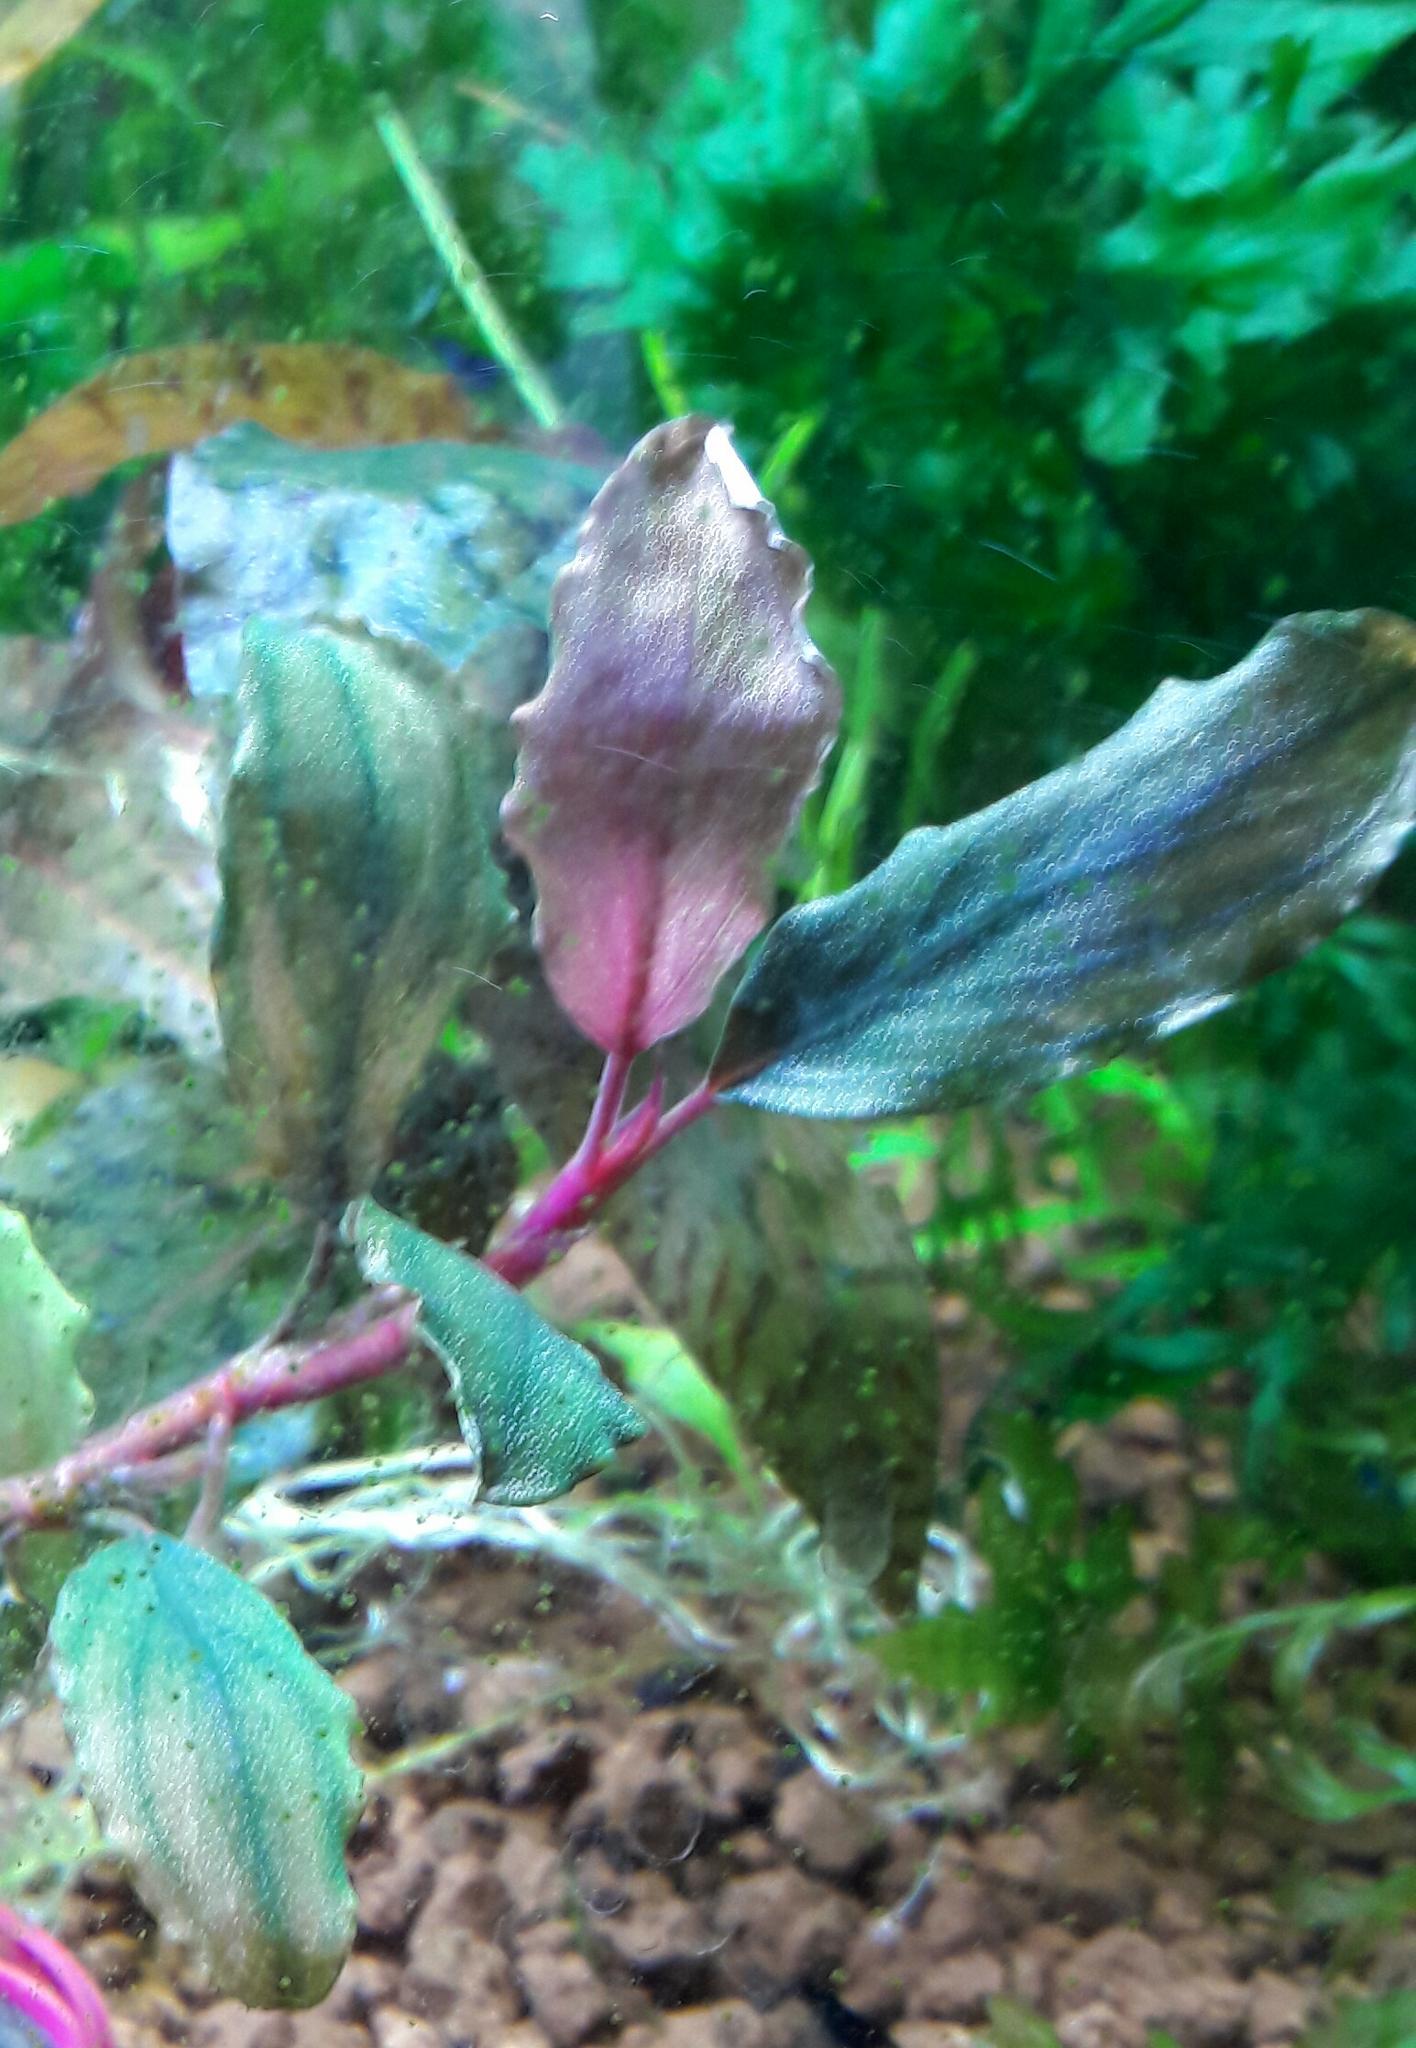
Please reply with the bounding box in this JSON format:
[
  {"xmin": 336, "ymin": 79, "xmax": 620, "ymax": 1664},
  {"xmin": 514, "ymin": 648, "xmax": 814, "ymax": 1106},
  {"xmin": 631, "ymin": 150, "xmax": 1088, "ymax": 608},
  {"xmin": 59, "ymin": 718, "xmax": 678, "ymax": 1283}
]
[{"xmin": 1, "ymin": 413, "xmax": 1414, "ymax": 2009}]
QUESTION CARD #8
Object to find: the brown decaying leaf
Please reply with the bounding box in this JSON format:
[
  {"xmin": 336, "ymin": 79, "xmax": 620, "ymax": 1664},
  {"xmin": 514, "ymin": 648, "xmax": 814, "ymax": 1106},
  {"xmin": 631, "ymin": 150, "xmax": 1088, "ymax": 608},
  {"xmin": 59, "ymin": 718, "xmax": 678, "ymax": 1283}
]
[
  {"xmin": 0, "ymin": 0, "xmax": 107, "ymax": 89},
  {"xmin": 0, "ymin": 344, "xmax": 485, "ymax": 527}
]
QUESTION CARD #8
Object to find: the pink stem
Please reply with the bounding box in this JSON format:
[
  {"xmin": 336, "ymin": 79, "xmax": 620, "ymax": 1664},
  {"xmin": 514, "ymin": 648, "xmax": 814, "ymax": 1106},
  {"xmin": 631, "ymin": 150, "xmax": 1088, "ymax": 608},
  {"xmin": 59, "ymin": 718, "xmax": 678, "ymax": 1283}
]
[
  {"xmin": 577, "ymin": 1050, "xmax": 633, "ymax": 1166},
  {"xmin": 0, "ymin": 1956, "xmax": 83, "ymax": 2048},
  {"xmin": 0, "ymin": 1293, "xmax": 418, "ymax": 1531},
  {"xmin": 0, "ymin": 1907, "xmax": 112, "ymax": 2048},
  {"xmin": 487, "ymin": 1078, "xmax": 718, "ymax": 1289},
  {"xmin": 638, "ymin": 1080, "xmax": 717, "ymax": 1161},
  {"xmin": 0, "ymin": 1075, "xmax": 724, "ymax": 1531}
]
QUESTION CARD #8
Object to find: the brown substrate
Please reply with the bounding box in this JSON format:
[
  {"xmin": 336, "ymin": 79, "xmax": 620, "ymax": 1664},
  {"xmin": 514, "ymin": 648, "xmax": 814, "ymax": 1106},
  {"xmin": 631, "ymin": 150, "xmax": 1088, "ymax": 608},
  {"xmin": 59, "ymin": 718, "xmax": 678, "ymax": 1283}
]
[
  {"xmin": 10, "ymin": 1245, "xmax": 1414, "ymax": 2048},
  {"xmin": 21, "ymin": 1507, "xmax": 1413, "ymax": 2048}
]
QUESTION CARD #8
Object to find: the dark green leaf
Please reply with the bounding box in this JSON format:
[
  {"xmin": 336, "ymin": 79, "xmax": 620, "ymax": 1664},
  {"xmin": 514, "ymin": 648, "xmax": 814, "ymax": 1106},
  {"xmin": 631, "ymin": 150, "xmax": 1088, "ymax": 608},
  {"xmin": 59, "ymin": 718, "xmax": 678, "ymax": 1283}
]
[
  {"xmin": 0, "ymin": 1031, "xmax": 307, "ymax": 1429},
  {"xmin": 0, "ymin": 1586, "xmax": 46, "ymax": 1710},
  {"xmin": 49, "ymin": 1534, "xmax": 363, "ymax": 2009},
  {"xmin": 348, "ymin": 1198, "xmax": 644, "ymax": 1504},
  {"xmin": 212, "ymin": 620, "xmax": 510, "ymax": 1209},
  {"xmin": 604, "ymin": 1107, "xmax": 940, "ymax": 1603},
  {"xmin": 714, "ymin": 610, "xmax": 1416, "ymax": 1117}
]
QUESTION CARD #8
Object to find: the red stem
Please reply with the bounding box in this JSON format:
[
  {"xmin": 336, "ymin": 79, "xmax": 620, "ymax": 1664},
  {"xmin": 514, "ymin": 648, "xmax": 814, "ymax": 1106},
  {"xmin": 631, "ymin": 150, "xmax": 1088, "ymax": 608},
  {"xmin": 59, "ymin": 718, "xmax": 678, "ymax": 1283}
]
[
  {"xmin": 0, "ymin": 1293, "xmax": 418, "ymax": 1531},
  {"xmin": 577, "ymin": 1049, "xmax": 633, "ymax": 1165},
  {"xmin": 0, "ymin": 1074, "xmax": 721, "ymax": 1533},
  {"xmin": 486, "ymin": 1078, "xmax": 716, "ymax": 1288}
]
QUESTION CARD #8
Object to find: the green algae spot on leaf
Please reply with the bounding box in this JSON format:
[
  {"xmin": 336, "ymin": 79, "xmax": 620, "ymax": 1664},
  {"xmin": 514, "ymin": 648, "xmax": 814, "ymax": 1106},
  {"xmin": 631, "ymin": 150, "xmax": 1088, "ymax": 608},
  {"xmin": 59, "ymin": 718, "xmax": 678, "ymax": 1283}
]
[
  {"xmin": 49, "ymin": 1534, "xmax": 363, "ymax": 2009},
  {"xmin": 349, "ymin": 1199, "xmax": 644, "ymax": 1505},
  {"xmin": 714, "ymin": 610, "xmax": 1416, "ymax": 1116},
  {"xmin": 212, "ymin": 619, "xmax": 511, "ymax": 1211}
]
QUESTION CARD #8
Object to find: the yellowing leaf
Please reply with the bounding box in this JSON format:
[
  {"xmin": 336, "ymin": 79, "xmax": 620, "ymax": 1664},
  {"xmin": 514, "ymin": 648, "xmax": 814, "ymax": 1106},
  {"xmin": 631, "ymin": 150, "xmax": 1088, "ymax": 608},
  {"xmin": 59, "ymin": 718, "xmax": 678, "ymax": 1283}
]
[
  {"xmin": 0, "ymin": 345, "xmax": 484, "ymax": 527},
  {"xmin": 0, "ymin": 0, "xmax": 107, "ymax": 90}
]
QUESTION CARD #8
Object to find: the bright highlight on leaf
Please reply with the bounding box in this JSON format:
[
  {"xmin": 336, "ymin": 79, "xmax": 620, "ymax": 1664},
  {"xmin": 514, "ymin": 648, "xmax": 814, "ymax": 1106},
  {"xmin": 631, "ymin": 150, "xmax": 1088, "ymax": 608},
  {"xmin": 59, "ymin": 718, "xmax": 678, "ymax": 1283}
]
[
  {"xmin": 49, "ymin": 1535, "xmax": 363, "ymax": 2009},
  {"xmin": 0, "ymin": 1205, "xmax": 91, "ymax": 1479},
  {"xmin": 503, "ymin": 415, "xmax": 840, "ymax": 1057},
  {"xmin": 577, "ymin": 1319, "xmax": 748, "ymax": 1475},
  {"xmin": 349, "ymin": 1200, "xmax": 644, "ymax": 1504},
  {"xmin": 714, "ymin": 610, "xmax": 1416, "ymax": 1116},
  {"xmin": 0, "ymin": 0, "xmax": 107, "ymax": 90},
  {"xmin": 212, "ymin": 620, "xmax": 510, "ymax": 1210},
  {"xmin": 0, "ymin": 345, "xmax": 482, "ymax": 527}
]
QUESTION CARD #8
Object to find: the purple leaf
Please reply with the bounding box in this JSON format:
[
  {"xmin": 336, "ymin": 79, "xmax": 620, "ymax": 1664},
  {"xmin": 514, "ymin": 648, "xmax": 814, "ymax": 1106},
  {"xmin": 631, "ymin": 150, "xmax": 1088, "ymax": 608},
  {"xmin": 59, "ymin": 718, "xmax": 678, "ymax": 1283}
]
[{"xmin": 502, "ymin": 417, "xmax": 840, "ymax": 1057}]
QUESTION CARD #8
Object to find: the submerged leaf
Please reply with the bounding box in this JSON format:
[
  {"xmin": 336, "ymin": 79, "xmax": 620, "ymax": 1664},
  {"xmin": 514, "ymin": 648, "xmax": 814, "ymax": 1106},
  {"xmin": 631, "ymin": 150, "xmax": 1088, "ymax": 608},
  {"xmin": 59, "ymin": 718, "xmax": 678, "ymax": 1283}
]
[
  {"xmin": 578, "ymin": 1320, "xmax": 749, "ymax": 1475},
  {"xmin": 0, "ymin": 1205, "xmax": 91, "ymax": 1477},
  {"xmin": 212, "ymin": 621, "xmax": 510, "ymax": 1209},
  {"xmin": 0, "ymin": 345, "xmax": 481, "ymax": 527},
  {"xmin": 50, "ymin": 1535, "xmax": 362, "ymax": 2009},
  {"xmin": 0, "ymin": 1035, "xmax": 306, "ymax": 1429},
  {"xmin": 464, "ymin": 936, "xmax": 938, "ymax": 1604},
  {"xmin": 503, "ymin": 416, "xmax": 840, "ymax": 1056},
  {"xmin": 603, "ymin": 1106, "xmax": 939, "ymax": 1601},
  {"xmin": 715, "ymin": 610, "xmax": 1416, "ymax": 1116},
  {"xmin": 349, "ymin": 1199, "xmax": 643, "ymax": 1505}
]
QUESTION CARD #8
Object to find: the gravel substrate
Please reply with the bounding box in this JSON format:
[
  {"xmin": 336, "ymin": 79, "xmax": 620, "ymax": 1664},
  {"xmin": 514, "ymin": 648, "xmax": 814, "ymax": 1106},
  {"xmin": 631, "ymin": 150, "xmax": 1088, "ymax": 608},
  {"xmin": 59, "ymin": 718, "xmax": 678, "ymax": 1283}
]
[{"xmin": 14, "ymin": 1504, "xmax": 1412, "ymax": 2048}]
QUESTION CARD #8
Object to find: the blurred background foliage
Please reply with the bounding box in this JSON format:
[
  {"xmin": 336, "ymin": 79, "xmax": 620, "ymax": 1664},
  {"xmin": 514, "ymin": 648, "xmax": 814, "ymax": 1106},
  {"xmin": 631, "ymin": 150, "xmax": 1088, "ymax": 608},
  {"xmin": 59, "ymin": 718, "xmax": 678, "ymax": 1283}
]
[{"xmin": 1, "ymin": 0, "xmax": 1414, "ymax": 1835}]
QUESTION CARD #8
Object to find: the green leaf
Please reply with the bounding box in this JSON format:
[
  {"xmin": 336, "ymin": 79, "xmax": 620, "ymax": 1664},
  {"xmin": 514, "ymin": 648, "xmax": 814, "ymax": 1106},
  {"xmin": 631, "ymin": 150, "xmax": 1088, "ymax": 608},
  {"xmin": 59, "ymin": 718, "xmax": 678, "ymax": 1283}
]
[
  {"xmin": 0, "ymin": 1030, "xmax": 307, "ymax": 1429},
  {"xmin": 1306, "ymin": 1991, "xmax": 1416, "ymax": 2048},
  {"xmin": 212, "ymin": 620, "xmax": 511, "ymax": 1209},
  {"xmin": 714, "ymin": 610, "xmax": 1416, "ymax": 1117},
  {"xmin": 864, "ymin": 0, "xmax": 982, "ymax": 111},
  {"xmin": 348, "ymin": 1199, "xmax": 644, "ymax": 1504},
  {"xmin": 0, "ymin": 1585, "xmax": 47, "ymax": 1713},
  {"xmin": 1080, "ymin": 338, "xmax": 1170, "ymax": 464},
  {"xmin": 985, "ymin": 1997, "xmax": 1065, "ymax": 2048},
  {"xmin": 49, "ymin": 1534, "xmax": 363, "ymax": 2009},
  {"xmin": 598, "ymin": 1106, "xmax": 939, "ymax": 1603},
  {"xmin": 577, "ymin": 1320, "xmax": 748, "ymax": 1475},
  {"xmin": 1139, "ymin": 1, "xmax": 1416, "ymax": 120},
  {"xmin": 0, "ymin": 1203, "xmax": 91, "ymax": 1477},
  {"xmin": 1268, "ymin": 1735, "xmax": 1416, "ymax": 1823}
]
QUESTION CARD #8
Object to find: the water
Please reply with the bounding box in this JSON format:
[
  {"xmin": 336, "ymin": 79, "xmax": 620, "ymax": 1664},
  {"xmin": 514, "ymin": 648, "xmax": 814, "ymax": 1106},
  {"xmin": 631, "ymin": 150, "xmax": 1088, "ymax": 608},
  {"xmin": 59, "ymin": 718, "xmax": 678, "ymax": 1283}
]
[{"xmin": 1, "ymin": 4, "xmax": 1414, "ymax": 2047}]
